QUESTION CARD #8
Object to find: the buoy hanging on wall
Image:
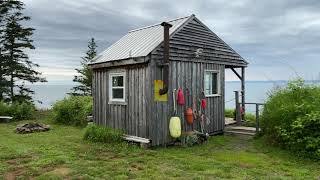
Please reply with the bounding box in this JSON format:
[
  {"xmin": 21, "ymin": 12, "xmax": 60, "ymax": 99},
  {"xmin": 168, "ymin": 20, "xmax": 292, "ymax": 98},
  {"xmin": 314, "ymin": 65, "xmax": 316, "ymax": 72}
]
[
  {"xmin": 177, "ymin": 88, "xmax": 185, "ymax": 105},
  {"xmin": 169, "ymin": 117, "xmax": 181, "ymax": 138},
  {"xmin": 201, "ymin": 99, "xmax": 207, "ymax": 109},
  {"xmin": 185, "ymin": 108, "xmax": 193, "ymax": 124}
]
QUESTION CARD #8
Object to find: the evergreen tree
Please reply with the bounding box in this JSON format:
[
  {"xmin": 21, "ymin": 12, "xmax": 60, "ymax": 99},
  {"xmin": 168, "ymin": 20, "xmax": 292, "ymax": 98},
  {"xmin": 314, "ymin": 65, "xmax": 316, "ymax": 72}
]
[
  {"xmin": 71, "ymin": 38, "xmax": 97, "ymax": 96},
  {"xmin": 0, "ymin": 0, "xmax": 21, "ymax": 101},
  {"xmin": 0, "ymin": 0, "xmax": 7, "ymax": 101},
  {"xmin": 0, "ymin": 0, "xmax": 46, "ymax": 102}
]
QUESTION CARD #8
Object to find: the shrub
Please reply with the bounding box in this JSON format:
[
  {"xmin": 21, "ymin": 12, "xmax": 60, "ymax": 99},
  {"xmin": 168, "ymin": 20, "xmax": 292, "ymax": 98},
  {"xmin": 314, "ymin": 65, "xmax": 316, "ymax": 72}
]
[
  {"xmin": 244, "ymin": 113, "xmax": 256, "ymax": 127},
  {"xmin": 83, "ymin": 123, "xmax": 124, "ymax": 143},
  {"xmin": 225, "ymin": 108, "xmax": 235, "ymax": 118},
  {"xmin": 52, "ymin": 96, "xmax": 92, "ymax": 126},
  {"xmin": 261, "ymin": 78, "xmax": 320, "ymax": 159},
  {"xmin": 0, "ymin": 101, "xmax": 35, "ymax": 120}
]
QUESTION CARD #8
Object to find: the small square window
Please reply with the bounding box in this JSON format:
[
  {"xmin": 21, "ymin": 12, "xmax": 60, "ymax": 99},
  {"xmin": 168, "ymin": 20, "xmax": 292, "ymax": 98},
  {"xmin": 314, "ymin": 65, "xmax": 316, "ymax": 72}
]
[
  {"xmin": 112, "ymin": 89, "xmax": 124, "ymax": 99},
  {"xmin": 109, "ymin": 72, "xmax": 125, "ymax": 102},
  {"xmin": 204, "ymin": 70, "xmax": 220, "ymax": 96},
  {"xmin": 112, "ymin": 76, "xmax": 123, "ymax": 87}
]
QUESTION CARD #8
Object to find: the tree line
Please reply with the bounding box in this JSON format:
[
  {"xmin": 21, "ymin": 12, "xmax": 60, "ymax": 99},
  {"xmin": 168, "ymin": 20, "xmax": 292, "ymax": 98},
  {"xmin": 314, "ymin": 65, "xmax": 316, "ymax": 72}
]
[{"xmin": 0, "ymin": 0, "xmax": 97, "ymax": 105}]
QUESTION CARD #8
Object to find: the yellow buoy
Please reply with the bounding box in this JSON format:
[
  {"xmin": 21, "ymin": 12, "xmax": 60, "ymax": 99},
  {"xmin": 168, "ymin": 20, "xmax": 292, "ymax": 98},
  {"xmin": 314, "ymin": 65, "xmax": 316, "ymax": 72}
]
[{"xmin": 169, "ymin": 116, "xmax": 181, "ymax": 138}]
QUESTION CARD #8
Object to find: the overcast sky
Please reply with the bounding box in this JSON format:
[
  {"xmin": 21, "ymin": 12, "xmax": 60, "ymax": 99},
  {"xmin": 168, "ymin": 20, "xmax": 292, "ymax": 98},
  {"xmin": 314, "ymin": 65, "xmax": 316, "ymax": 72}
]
[{"xmin": 22, "ymin": 0, "xmax": 320, "ymax": 84}]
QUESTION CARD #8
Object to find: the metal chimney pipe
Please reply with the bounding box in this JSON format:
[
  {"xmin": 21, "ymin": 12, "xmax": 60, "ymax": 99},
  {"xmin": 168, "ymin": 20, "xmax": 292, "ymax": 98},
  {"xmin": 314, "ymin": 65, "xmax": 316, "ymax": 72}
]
[{"xmin": 159, "ymin": 22, "xmax": 172, "ymax": 95}]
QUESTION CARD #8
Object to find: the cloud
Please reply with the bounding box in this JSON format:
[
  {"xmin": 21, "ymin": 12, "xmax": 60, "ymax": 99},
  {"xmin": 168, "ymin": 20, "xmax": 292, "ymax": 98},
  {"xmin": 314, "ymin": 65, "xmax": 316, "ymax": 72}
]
[{"xmin": 20, "ymin": 0, "xmax": 320, "ymax": 83}]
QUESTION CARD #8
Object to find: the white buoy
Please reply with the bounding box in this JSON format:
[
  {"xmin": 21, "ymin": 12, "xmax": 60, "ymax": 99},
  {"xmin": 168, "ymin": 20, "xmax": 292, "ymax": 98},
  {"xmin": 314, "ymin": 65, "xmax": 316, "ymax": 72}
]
[
  {"xmin": 169, "ymin": 89, "xmax": 181, "ymax": 138},
  {"xmin": 169, "ymin": 116, "xmax": 181, "ymax": 138}
]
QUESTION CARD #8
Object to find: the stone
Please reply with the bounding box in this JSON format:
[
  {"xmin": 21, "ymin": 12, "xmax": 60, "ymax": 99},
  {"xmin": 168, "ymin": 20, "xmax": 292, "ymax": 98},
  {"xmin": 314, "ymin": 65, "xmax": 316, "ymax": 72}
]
[{"xmin": 15, "ymin": 122, "xmax": 51, "ymax": 134}]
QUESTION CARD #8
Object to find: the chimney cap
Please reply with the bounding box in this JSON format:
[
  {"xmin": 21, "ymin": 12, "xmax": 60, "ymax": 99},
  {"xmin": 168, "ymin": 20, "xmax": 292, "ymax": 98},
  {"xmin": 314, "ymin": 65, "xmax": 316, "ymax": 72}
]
[{"xmin": 161, "ymin": 22, "xmax": 173, "ymax": 27}]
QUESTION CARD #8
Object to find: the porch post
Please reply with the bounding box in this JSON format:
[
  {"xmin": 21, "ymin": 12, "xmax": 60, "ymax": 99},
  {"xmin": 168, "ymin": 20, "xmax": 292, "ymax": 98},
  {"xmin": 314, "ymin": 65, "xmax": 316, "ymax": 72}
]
[
  {"xmin": 255, "ymin": 104, "xmax": 260, "ymax": 133},
  {"xmin": 241, "ymin": 67, "xmax": 245, "ymax": 120},
  {"xmin": 234, "ymin": 91, "xmax": 241, "ymax": 125}
]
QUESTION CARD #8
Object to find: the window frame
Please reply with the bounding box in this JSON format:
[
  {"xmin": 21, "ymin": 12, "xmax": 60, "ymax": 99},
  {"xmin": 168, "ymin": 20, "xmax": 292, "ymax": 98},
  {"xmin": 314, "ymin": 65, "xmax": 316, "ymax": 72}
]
[
  {"xmin": 204, "ymin": 70, "xmax": 220, "ymax": 97},
  {"xmin": 109, "ymin": 72, "xmax": 126, "ymax": 103}
]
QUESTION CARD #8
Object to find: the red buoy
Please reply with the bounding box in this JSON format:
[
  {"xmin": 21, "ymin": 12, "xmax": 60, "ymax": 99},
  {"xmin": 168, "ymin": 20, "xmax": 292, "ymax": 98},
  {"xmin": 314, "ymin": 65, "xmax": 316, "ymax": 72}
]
[
  {"xmin": 185, "ymin": 108, "xmax": 193, "ymax": 124},
  {"xmin": 177, "ymin": 88, "xmax": 185, "ymax": 105},
  {"xmin": 201, "ymin": 99, "xmax": 207, "ymax": 109}
]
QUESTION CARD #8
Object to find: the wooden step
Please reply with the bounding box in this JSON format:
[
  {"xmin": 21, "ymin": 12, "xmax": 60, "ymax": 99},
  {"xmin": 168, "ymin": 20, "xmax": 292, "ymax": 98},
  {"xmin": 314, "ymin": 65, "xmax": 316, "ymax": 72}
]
[
  {"xmin": 225, "ymin": 118, "xmax": 237, "ymax": 126},
  {"xmin": 225, "ymin": 126, "xmax": 257, "ymax": 133},
  {"xmin": 224, "ymin": 126, "xmax": 257, "ymax": 136},
  {"xmin": 224, "ymin": 130, "xmax": 255, "ymax": 136}
]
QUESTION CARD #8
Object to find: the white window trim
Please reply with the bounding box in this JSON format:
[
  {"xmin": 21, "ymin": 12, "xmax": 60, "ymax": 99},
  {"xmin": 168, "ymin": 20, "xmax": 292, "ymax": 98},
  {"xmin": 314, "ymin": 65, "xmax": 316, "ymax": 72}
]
[
  {"xmin": 109, "ymin": 72, "xmax": 126, "ymax": 103},
  {"xmin": 204, "ymin": 70, "xmax": 221, "ymax": 97}
]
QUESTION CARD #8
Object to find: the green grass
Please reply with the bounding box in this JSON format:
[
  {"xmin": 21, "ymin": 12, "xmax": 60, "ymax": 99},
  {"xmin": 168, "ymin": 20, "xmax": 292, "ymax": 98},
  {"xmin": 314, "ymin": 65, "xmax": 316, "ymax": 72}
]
[{"xmin": 0, "ymin": 119, "xmax": 319, "ymax": 179}]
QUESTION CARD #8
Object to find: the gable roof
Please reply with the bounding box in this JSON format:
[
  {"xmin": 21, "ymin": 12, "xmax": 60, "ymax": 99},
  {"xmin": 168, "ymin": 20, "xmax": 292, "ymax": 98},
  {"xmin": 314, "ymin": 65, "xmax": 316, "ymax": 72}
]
[
  {"xmin": 92, "ymin": 15, "xmax": 191, "ymax": 64},
  {"xmin": 91, "ymin": 14, "xmax": 248, "ymax": 66}
]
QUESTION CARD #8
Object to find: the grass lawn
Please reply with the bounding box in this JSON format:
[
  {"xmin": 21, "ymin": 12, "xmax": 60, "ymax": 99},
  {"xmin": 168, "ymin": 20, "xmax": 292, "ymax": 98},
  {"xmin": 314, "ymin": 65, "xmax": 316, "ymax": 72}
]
[{"xmin": 0, "ymin": 120, "xmax": 319, "ymax": 179}]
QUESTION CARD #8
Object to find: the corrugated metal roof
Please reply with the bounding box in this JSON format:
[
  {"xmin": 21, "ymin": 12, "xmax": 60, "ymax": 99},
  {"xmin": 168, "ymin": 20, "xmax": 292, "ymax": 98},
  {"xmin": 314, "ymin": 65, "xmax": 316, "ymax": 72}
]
[{"xmin": 92, "ymin": 15, "xmax": 192, "ymax": 64}]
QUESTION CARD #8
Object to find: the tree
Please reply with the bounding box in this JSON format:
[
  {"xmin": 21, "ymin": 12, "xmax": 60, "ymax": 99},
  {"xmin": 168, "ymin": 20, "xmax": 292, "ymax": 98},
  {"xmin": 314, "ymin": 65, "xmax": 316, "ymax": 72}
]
[
  {"xmin": 0, "ymin": 0, "xmax": 22, "ymax": 101},
  {"xmin": 0, "ymin": 0, "xmax": 12, "ymax": 101},
  {"xmin": 71, "ymin": 38, "xmax": 97, "ymax": 96},
  {"xmin": 0, "ymin": 0, "xmax": 46, "ymax": 102}
]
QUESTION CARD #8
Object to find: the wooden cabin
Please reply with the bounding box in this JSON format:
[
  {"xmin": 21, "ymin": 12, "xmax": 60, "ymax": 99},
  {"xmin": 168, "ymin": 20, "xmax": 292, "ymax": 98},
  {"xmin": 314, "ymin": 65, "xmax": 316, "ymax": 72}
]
[{"xmin": 89, "ymin": 14, "xmax": 248, "ymax": 146}]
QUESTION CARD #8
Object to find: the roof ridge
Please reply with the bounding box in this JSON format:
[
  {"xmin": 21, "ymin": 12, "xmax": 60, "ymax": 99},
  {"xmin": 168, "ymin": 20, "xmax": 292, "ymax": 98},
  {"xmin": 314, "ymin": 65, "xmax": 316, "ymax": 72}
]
[{"xmin": 128, "ymin": 14, "xmax": 194, "ymax": 33}]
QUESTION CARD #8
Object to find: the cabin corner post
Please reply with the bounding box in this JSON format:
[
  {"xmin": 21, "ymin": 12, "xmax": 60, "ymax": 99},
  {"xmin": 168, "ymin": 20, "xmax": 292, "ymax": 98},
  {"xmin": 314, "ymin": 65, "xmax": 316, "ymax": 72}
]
[{"xmin": 241, "ymin": 67, "xmax": 245, "ymax": 120}]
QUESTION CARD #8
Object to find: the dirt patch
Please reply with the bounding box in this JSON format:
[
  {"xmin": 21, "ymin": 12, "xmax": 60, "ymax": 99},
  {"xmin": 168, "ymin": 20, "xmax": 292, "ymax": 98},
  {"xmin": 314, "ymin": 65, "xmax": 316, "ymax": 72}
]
[
  {"xmin": 31, "ymin": 166, "xmax": 71, "ymax": 178},
  {"xmin": 110, "ymin": 154, "xmax": 121, "ymax": 160},
  {"xmin": 27, "ymin": 165, "xmax": 71, "ymax": 178},
  {"xmin": 238, "ymin": 162, "xmax": 255, "ymax": 169},
  {"xmin": 129, "ymin": 163, "xmax": 144, "ymax": 171},
  {"xmin": 40, "ymin": 165, "xmax": 56, "ymax": 173},
  {"xmin": 4, "ymin": 169, "xmax": 26, "ymax": 180},
  {"xmin": 50, "ymin": 167, "xmax": 71, "ymax": 176},
  {"xmin": 4, "ymin": 155, "xmax": 38, "ymax": 179},
  {"xmin": 6, "ymin": 159, "xmax": 18, "ymax": 165},
  {"xmin": 6, "ymin": 155, "xmax": 35, "ymax": 165}
]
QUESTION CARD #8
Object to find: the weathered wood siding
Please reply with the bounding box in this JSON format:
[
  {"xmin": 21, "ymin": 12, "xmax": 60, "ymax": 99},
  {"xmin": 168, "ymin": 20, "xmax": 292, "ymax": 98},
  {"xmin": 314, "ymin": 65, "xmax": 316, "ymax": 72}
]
[
  {"xmin": 92, "ymin": 63, "xmax": 151, "ymax": 138},
  {"xmin": 149, "ymin": 60, "xmax": 225, "ymax": 146},
  {"xmin": 149, "ymin": 16, "xmax": 227, "ymax": 146}
]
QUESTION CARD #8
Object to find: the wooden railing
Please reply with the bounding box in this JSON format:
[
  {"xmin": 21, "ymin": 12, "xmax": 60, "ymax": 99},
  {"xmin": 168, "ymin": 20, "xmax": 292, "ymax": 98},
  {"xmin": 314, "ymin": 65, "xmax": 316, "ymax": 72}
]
[{"xmin": 234, "ymin": 91, "xmax": 265, "ymax": 133}]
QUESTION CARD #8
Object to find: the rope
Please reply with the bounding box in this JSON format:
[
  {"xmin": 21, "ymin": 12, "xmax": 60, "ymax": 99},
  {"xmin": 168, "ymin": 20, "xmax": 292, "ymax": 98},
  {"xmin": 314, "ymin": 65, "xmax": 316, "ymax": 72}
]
[{"xmin": 225, "ymin": 98, "xmax": 235, "ymax": 103}]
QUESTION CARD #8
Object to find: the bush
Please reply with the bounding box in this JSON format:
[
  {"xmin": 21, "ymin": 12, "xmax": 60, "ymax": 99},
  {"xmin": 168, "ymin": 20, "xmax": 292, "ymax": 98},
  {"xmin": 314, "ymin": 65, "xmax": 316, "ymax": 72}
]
[
  {"xmin": 225, "ymin": 108, "xmax": 235, "ymax": 118},
  {"xmin": 261, "ymin": 79, "xmax": 320, "ymax": 159},
  {"xmin": 244, "ymin": 113, "xmax": 256, "ymax": 127},
  {"xmin": 83, "ymin": 123, "xmax": 124, "ymax": 143},
  {"xmin": 52, "ymin": 96, "xmax": 92, "ymax": 126},
  {"xmin": 0, "ymin": 101, "xmax": 36, "ymax": 120}
]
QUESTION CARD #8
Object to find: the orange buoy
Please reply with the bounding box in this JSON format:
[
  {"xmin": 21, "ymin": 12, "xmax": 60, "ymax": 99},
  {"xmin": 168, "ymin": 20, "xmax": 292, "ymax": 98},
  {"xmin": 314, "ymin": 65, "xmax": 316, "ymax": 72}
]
[{"xmin": 185, "ymin": 108, "xmax": 193, "ymax": 124}]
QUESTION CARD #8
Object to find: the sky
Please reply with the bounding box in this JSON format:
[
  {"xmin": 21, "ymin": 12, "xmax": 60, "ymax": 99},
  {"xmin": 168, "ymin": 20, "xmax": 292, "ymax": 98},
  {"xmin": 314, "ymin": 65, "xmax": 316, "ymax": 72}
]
[{"xmin": 21, "ymin": 0, "xmax": 320, "ymax": 84}]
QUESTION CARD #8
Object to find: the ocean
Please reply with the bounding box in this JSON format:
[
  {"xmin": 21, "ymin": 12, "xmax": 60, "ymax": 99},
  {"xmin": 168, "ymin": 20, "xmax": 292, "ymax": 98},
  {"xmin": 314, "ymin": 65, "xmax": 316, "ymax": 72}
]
[{"xmin": 29, "ymin": 81, "xmax": 291, "ymax": 111}]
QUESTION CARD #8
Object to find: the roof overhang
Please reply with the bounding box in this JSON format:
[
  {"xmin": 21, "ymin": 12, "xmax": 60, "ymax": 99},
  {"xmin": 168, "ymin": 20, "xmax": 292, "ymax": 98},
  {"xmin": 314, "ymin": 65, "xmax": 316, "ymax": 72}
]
[{"xmin": 88, "ymin": 56, "xmax": 149, "ymax": 69}]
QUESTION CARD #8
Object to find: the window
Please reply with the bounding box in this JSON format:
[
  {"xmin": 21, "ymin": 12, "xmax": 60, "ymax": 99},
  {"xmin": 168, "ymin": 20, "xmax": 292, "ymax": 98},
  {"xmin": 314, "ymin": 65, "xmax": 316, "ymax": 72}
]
[
  {"xmin": 204, "ymin": 70, "xmax": 220, "ymax": 96},
  {"xmin": 109, "ymin": 72, "xmax": 125, "ymax": 102}
]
